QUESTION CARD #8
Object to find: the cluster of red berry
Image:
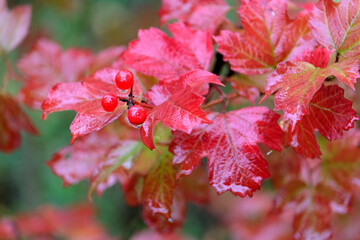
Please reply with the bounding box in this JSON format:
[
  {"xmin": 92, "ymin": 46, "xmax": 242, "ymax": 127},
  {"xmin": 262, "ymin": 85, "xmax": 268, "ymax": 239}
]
[{"xmin": 101, "ymin": 70, "xmax": 147, "ymax": 125}]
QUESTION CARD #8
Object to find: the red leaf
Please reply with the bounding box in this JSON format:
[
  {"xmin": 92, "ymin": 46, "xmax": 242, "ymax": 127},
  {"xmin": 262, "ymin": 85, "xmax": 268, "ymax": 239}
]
[
  {"xmin": 6, "ymin": 205, "xmax": 114, "ymax": 240},
  {"xmin": 322, "ymin": 128, "xmax": 360, "ymax": 191},
  {"xmin": 0, "ymin": 94, "xmax": 37, "ymax": 153},
  {"xmin": 284, "ymin": 85, "xmax": 359, "ymax": 158},
  {"xmin": 141, "ymin": 151, "xmax": 186, "ymax": 233},
  {"xmin": 125, "ymin": 22, "xmax": 213, "ymax": 82},
  {"xmin": 170, "ymin": 107, "xmax": 283, "ymax": 197},
  {"xmin": 0, "ymin": 1, "xmax": 31, "ymax": 52},
  {"xmin": 309, "ymin": 0, "xmax": 360, "ymax": 59},
  {"xmin": 261, "ymin": 53, "xmax": 359, "ymax": 124},
  {"xmin": 41, "ymin": 68, "xmax": 128, "ymax": 143},
  {"xmin": 142, "ymin": 151, "xmax": 176, "ymax": 220},
  {"xmin": 18, "ymin": 39, "xmax": 126, "ymax": 109},
  {"xmin": 147, "ymin": 69, "xmax": 223, "ymax": 105},
  {"xmin": 48, "ymin": 129, "xmax": 144, "ymax": 198},
  {"xmin": 214, "ymin": 0, "xmax": 315, "ymax": 75},
  {"xmin": 141, "ymin": 86, "xmax": 211, "ymax": 150},
  {"xmin": 18, "ymin": 39, "xmax": 93, "ymax": 109},
  {"xmin": 159, "ymin": 0, "xmax": 230, "ymax": 34},
  {"xmin": 143, "ymin": 189, "xmax": 186, "ymax": 233}
]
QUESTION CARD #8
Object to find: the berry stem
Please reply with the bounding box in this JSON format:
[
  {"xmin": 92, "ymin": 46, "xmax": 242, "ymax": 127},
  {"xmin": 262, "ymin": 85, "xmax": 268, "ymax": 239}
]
[
  {"xmin": 133, "ymin": 99, "xmax": 154, "ymax": 109},
  {"xmin": 202, "ymin": 92, "xmax": 240, "ymax": 109},
  {"xmin": 213, "ymin": 85, "xmax": 226, "ymax": 113}
]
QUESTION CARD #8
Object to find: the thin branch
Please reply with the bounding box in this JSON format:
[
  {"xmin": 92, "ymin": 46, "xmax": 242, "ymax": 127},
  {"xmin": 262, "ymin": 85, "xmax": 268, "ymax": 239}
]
[{"xmin": 202, "ymin": 92, "xmax": 240, "ymax": 109}]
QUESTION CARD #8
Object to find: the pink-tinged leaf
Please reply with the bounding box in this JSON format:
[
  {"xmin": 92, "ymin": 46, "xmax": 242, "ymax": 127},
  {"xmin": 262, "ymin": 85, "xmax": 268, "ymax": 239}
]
[
  {"xmin": 143, "ymin": 188, "xmax": 186, "ymax": 233},
  {"xmin": 0, "ymin": 1, "xmax": 31, "ymax": 52},
  {"xmin": 170, "ymin": 107, "xmax": 282, "ymax": 197},
  {"xmin": 309, "ymin": 0, "xmax": 360, "ymax": 59},
  {"xmin": 229, "ymin": 75, "xmax": 261, "ymax": 104},
  {"xmin": 89, "ymin": 46, "xmax": 127, "ymax": 73},
  {"xmin": 48, "ymin": 130, "xmax": 142, "ymax": 196},
  {"xmin": 142, "ymin": 151, "xmax": 176, "ymax": 220},
  {"xmin": 295, "ymin": 47, "xmax": 333, "ymax": 68},
  {"xmin": 214, "ymin": 0, "xmax": 315, "ymax": 75},
  {"xmin": 47, "ymin": 131, "xmax": 119, "ymax": 186},
  {"xmin": 141, "ymin": 86, "xmax": 211, "ymax": 150},
  {"xmin": 125, "ymin": 22, "xmax": 213, "ymax": 82},
  {"xmin": 147, "ymin": 69, "xmax": 223, "ymax": 105},
  {"xmin": 3, "ymin": 205, "xmax": 115, "ymax": 240},
  {"xmin": 0, "ymin": 94, "xmax": 37, "ymax": 153},
  {"xmin": 42, "ymin": 68, "xmax": 128, "ymax": 143},
  {"xmin": 322, "ymin": 129, "xmax": 360, "ymax": 191},
  {"xmin": 159, "ymin": 0, "xmax": 230, "ymax": 34},
  {"xmin": 18, "ymin": 39, "xmax": 93, "ymax": 109},
  {"xmin": 274, "ymin": 159, "xmax": 353, "ymax": 240},
  {"xmin": 261, "ymin": 57, "xmax": 359, "ymax": 124},
  {"xmin": 284, "ymin": 85, "xmax": 359, "ymax": 158}
]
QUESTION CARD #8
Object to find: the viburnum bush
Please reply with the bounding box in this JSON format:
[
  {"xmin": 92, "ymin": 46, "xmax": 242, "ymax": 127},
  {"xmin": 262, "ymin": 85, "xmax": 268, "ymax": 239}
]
[{"xmin": 2, "ymin": 0, "xmax": 360, "ymax": 239}]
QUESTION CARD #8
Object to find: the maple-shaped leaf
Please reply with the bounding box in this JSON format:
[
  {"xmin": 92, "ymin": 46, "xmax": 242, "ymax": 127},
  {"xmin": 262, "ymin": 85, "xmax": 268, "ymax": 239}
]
[
  {"xmin": 143, "ymin": 188, "xmax": 186, "ymax": 233},
  {"xmin": 0, "ymin": 0, "xmax": 31, "ymax": 52},
  {"xmin": 125, "ymin": 22, "xmax": 213, "ymax": 82},
  {"xmin": 142, "ymin": 151, "xmax": 176, "ymax": 220},
  {"xmin": 309, "ymin": 0, "xmax": 360, "ymax": 59},
  {"xmin": 0, "ymin": 94, "xmax": 37, "ymax": 153},
  {"xmin": 141, "ymin": 86, "xmax": 211, "ymax": 150},
  {"xmin": 159, "ymin": 0, "xmax": 230, "ymax": 34},
  {"xmin": 261, "ymin": 49, "xmax": 359, "ymax": 124},
  {"xmin": 214, "ymin": 0, "xmax": 316, "ymax": 75},
  {"xmin": 42, "ymin": 68, "xmax": 129, "ymax": 143},
  {"xmin": 283, "ymin": 85, "xmax": 359, "ymax": 158},
  {"xmin": 18, "ymin": 39, "xmax": 126, "ymax": 109},
  {"xmin": 147, "ymin": 69, "xmax": 223, "ymax": 105},
  {"xmin": 322, "ymin": 128, "xmax": 360, "ymax": 191},
  {"xmin": 18, "ymin": 39, "xmax": 93, "ymax": 109},
  {"xmin": 47, "ymin": 130, "xmax": 139, "ymax": 192},
  {"xmin": 170, "ymin": 107, "xmax": 282, "ymax": 197}
]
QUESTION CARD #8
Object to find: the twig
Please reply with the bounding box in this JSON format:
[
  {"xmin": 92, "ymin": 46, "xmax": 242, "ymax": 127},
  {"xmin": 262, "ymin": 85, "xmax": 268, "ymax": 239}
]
[{"xmin": 202, "ymin": 92, "xmax": 240, "ymax": 109}]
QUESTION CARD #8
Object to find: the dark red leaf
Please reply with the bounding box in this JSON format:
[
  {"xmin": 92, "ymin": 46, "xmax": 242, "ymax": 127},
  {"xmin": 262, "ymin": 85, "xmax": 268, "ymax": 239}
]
[
  {"xmin": 125, "ymin": 22, "xmax": 213, "ymax": 82},
  {"xmin": 284, "ymin": 85, "xmax": 359, "ymax": 158},
  {"xmin": 159, "ymin": 0, "xmax": 230, "ymax": 34},
  {"xmin": 147, "ymin": 69, "xmax": 223, "ymax": 105},
  {"xmin": 42, "ymin": 68, "xmax": 129, "ymax": 143},
  {"xmin": 141, "ymin": 86, "xmax": 211, "ymax": 150},
  {"xmin": 214, "ymin": 0, "xmax": 315, "ymax": 74},
  {"xmin": 170, "ymin": 107, "xmax": 282, "ymax": 197},
  {"xmin": 143, "ymin": 189, "xmax": 186, "ymax": 233},
  {"xmin": 309, "ymin": 0, "xmax": 360, "ymax": 59},
  {"xmin": 0, "ymin": 94, "xmax": 37, "ymax": 153},
  {"xmin": 261, "ymin": 54, "xmax": 359, "ymax": 124},
  {"xmin": 0, "ymin": 1, "xmax": 31, "ymax": 52},
  {"xmin": 142, "ymin": 151, "xmax": 176, "ymax": 220}
]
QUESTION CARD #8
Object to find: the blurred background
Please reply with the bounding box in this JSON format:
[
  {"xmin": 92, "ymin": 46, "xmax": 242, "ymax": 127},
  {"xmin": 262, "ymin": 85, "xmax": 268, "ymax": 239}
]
[{"xmin": 0, "ymin": 0, "xmax": 236, "ymax": 239}]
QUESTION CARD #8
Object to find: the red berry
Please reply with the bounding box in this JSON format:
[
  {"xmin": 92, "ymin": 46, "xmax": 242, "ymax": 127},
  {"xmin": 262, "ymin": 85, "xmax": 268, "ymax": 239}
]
[
  {"xmin": 115, "ymin": 70, "xmax": 134, "ymax": 90},
  {"xmin": 101, "ymin": 93, "xmax": 118, "ymax": 112},
  {"xmin": 128, "ymin": 105, "xmax": 147, "ymax": 125}
]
